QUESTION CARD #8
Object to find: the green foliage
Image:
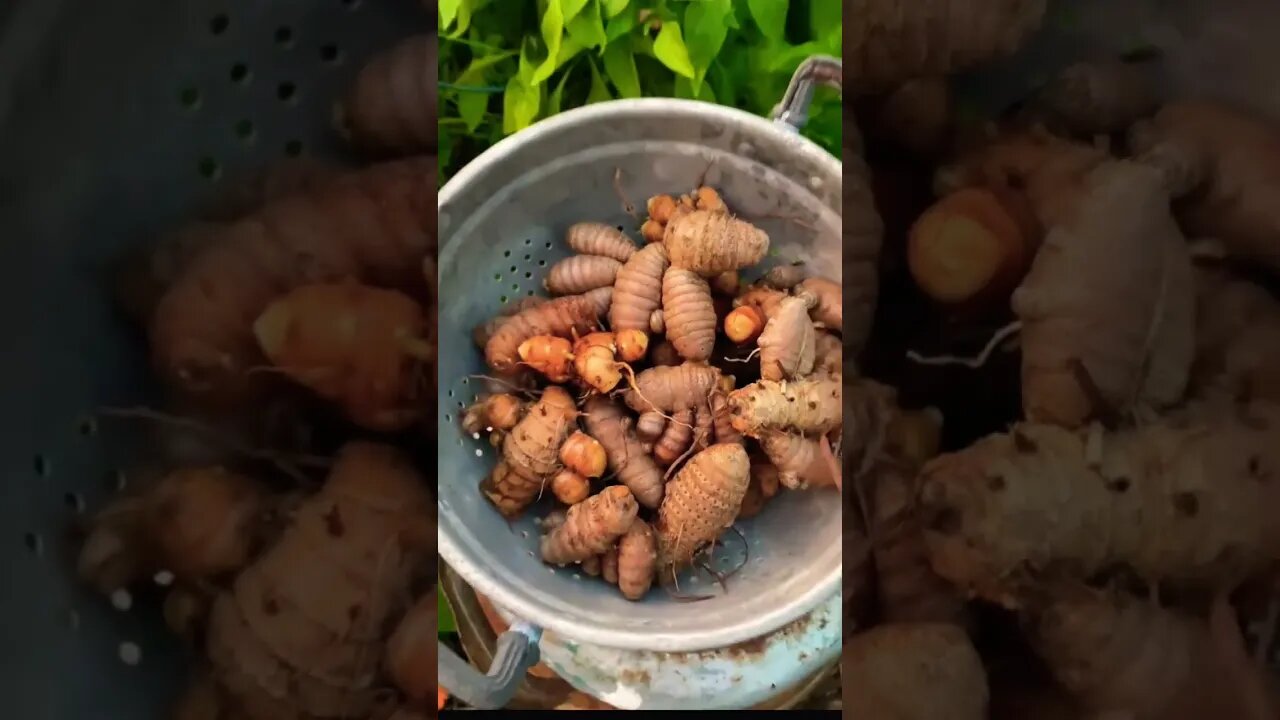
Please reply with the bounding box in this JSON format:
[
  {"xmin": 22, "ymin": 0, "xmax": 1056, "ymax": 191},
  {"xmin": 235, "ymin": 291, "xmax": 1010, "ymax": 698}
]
[
  {"xmin": 438, "ymin": 0, "xmax": 842, "ymax": 181},
  {"xmin": 438, "ymin": 588, "xmax": 457, "ymax": 634}
]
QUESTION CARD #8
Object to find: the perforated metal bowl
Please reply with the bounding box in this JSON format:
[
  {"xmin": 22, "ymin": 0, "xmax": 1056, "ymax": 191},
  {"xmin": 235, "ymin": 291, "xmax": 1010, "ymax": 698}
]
[
  {"xmin": 436, "ymin": 69, "xmax": 845, "ymax": 654},
  {"xmin": 0, "ymin": 2, "xmax": 426, "ymax": 717}
]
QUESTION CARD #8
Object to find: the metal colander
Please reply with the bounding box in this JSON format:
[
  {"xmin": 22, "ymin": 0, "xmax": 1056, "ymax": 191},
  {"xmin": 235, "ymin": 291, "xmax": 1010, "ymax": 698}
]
[
  {"xmin": 0, "ymin": 2, "xmax": 427, "ymax": 717},
  {"xmin": 436, "ymin": 60, "xmax": 844, "ymax": 661}
]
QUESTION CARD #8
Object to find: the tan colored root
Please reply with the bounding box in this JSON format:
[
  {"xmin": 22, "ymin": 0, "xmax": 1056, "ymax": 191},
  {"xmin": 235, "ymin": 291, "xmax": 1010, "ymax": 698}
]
[
  {"xmin": 582, "ymin": 396, "xmax": 665, "ymax": 509},
  {"xmin": 481, "ymin": 387, "xmax": 577, "ymax": 517},
  {"xmin": 565, "ymin": 222, "xmax": 636, "ymax": 262},
  {"xmin": 759, "ymin": 431, "xmax": 835, "ymax": 490},
  {"xmin": 734, "ymin": 285, "xmax": 787, "ymax": 321},
  {"xmin": 544, "ymin": 255, "xmax": 623, "ymax": 295},
  {"xmin": 616, "ymin": 520, "xmax": 657, "ymax": 600},
  {"xmin": 624, "ymin": 362, "xmax": 721, "ymax": 414},
  {"xmin": 601, "ymin": 546, "xmax": 619, "ymax": 584},
  {"xmin": 653, "ymin": 409, "xmax": 695, "ymax": 467},
  {"xmin": 609, "ymin": 242, "xmax": 669, "ymax": 332},
  {"xmin": 662, "ymin": 267, "xmax": 717, "ymax": 362},
  {"xmin": 757, "ymin": 296, "xmax": 816, "ymax": 381},
  {"xmin": 794, "ymin": 277, "xmax": 842, "ymax": 331},
  {"xmin": 541, "ymin": 486, "xmax": 638, "ymax": 565},
  {"xmin": 843, "ymin": 623, "xmax": 989, "ymax": 720},
  {"xmin": 484, "ymin": 288, "xmax": 612, "ymax": 373},
  {"xmin": 664, "ymin": 210, "xmax": 769, "ymax": 276},
  {"xmin": 636, "ymin": 412, "xmax": 666, "ymax": 442},
  {"xmin": 869, "ymin": 462, "xmax": 967, "ymax": 625},
  {"xmin": 655, "ymin": 444, "xmax": 750, "ymax": 573},
  {"xmin": 472, "ymin": 296, "xmax": 547, "ymax": 349},
  {"xmin": 461, "ymin": 393, "xmax": 526, "ymax": 435},
  {"xmin": 727, "ymin": 378, "xmax": 841, "ymax": 436},
  {"xmin": 336, "ymin": 34, "xmax": 436, "ymax": 153}
]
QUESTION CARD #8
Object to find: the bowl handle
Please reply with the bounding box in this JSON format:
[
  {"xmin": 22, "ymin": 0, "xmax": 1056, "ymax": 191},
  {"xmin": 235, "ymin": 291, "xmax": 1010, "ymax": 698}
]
[
  {"xmin": 771, "ymin": 55, "xmax": 842, "ymax": 133},
  {"xmin": 438, "ymin": 622, "xmax": 544, "ymax": 709}
]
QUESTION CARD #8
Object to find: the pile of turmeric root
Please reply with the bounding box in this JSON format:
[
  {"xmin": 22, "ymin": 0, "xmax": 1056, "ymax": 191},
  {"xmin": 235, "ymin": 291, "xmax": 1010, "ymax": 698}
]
[
  {"xmin": 464, "ymin": 187, "xmax": 845, "ymax": 600},
  {"xmin": 76, "ymin": 19, "xmax": 442, "ymax": 720},
  {"xmin": 845, "ymin": 2, "xmax": 1280, "ymax": 719}
]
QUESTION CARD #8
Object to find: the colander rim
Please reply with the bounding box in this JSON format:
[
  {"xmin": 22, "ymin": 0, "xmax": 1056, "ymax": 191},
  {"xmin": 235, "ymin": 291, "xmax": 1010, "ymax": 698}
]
[{"xmin": 437, "ymin": 97, "xmax": 842, "ymax": 651}]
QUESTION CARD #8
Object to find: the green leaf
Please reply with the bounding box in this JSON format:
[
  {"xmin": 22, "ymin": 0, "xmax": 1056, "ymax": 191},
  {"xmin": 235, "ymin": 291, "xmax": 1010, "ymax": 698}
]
[
  {"xmin": 653, "ymin": 21, "xmax": 695, "ymax": 78},
  {"xmin": 602, "ymin": 0, "xmax": 629, "ymax": 18},
  {"xmin": 675, "ymin": 75, "xmax": 716, "ymax": 103},
  {"xmin": 457, "ymin": 91, "xmax": 489, "ymax": 133},
  {"xmin": 602, "ymin": 38, "xmax": 642, "ymax": 98},
  {"xmin": 562, "ymin": 0, "xmax": 590, "ymax": 21},
  {"xmin": 747, "ymin": 0, "xmax": 787, "ymax": 41},
  {"xmin": 548, "ymin": 63, "xmax": 576, "ymax": 114},
  {"xmin": 766, "ymin": 40, "xmax": 821, "ymax": 73},
  {"xmin": 454, "ymin": 49, "xmax": 515, "ymax": 132},
  {"xmin": 587, "ymin": 58, "xmax": 612, "ymax": 103},
  {"xmin": 440, "ymin": 0, "xmax": 462, "ymax": 31},
  {"xmin": 503, "ymin": 75, "xmax": 541, "ymax": 133},
  {"xmin": 518, "ymin": 39, "xmax": 539, "ymax": 85},
  {"xmin": 684, "ymin": 0, "xmax": 731, "ymax": 94},
  {"xmin": 450, "ymin": 0, "xmax": 477, "ymax": 37},
  {"xmin": 438, "ymin": 589, "xmax": 457, "ymax": 634},
  {"xmin": 533, "ymin": 0, "xmax": 566, "ymax": 84},
  {"xmin": 566, "ymin": 0, "xmax": 608, "ymax": 50},
  {"xmin": 808, "ymin": 0, "xmax": 839, "ymax": 39},
  {"xmin": 605, "ymin": 8, "xmax": 638, "ymax": 42},
  {"xmin": 557, "ymin": 32, "xmax": 586, "ymax": 68}
]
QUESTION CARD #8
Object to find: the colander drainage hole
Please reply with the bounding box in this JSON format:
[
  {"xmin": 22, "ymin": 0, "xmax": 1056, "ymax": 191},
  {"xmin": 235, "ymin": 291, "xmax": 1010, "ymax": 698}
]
[
  {"xmin": 284, "ymin": 140, "xmax": 304, "ymax": 157},
  {"xmin": 198, "ymin": 157, "xmax": 222, "ymax": 181},
  {"xmin": 77, "ymin": 414, "xmax": 98, "ymax": 436},
  {"xmin": 178, "ymin": 87, "xmax": 201, "ymax": 111},
  {"xmin": 277, "ymin": 82, "xmax": 298, "ymax": 103},
  {"xmin": 33, "ymin": 454, "xmax": 50, "ymax": 477},
  {"xmin": 320, "ymin": 44, "xmax": 342, "ymax": 64},
  {"xmin": 118, "ymin": 642, "xmax": 142, "ymax": 666},
  {"xmin": 230, "ymin": 63, "xmax": 251, "ymax": 85},
  {"xmin": 23, "ymin": 532, "xmax": 42, "ymax": 556},
  {"xmin": 274, "ymin": 26, "xmax": 294, "ymax": 48},
  {"xmin": 63, "ymin": 492, "xmax": 85, "ymax": 513},
  {"xmin": 234, "ymin": 119, "xmax": 255, "ymax": 142},
  {"xmin": 209, "ymin": 14, "xmax": 229, "ymax": 36}
]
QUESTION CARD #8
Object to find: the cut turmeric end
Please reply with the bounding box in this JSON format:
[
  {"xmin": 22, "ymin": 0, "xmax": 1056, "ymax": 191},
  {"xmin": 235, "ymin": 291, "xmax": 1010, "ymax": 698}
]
[
  {"xmin": 616, "ymin": 329, "xmax": 649, "ymax": 363},
  {"xmin": 641, "ymin": 219, "xmax": 666, "ymax": 244},
  {"xmin": 560, "ymin": 431, "xmax": 607, "ymax": 478},
  {"xmin": 252, "ymin": 299, "xmax": 294, "ymax": 360},
  {"xmin": 518, "ymin": 335, "xmax": 575, "ymax": 382},
  {"xmin": 724, "ymin": 305, "xmax": 765, "ymax": 344},
  {"xmin": 908, "ymin": 188, "xmax": 1026, "ymax": 304}
]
